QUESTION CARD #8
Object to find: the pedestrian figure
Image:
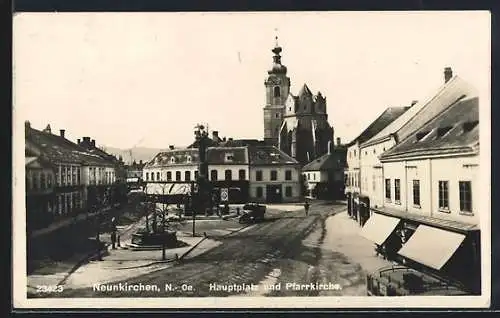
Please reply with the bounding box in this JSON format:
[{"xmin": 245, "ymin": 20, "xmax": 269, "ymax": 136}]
[
  {"xmin": 304, "ymin": 200, "xmax": 310, "ymax": 217},
  {"xmin": 111, "ymin": 231, "xmax": 117, "ymax": 249}
]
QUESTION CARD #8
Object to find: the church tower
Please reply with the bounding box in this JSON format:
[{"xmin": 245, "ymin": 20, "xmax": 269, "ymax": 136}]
[{"xmin": 263, "ymin": 37, "xmax": 290, "ymax": 146}]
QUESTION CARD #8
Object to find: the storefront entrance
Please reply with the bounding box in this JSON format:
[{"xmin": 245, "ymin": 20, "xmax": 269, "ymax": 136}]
[{"xmin": 266, "ymin": 184, "xmax": 283, "ymax": 203}]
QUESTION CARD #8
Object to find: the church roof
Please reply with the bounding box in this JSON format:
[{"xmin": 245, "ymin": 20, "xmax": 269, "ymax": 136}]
[{"xmin": 298, "ymin": 84, "xmax": 313, "ymax": 98}]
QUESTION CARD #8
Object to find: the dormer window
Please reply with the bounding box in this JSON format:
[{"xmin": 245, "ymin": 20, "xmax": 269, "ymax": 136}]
[
  {"xmin": 462, "ymin": 120, "xmax": 479, "ymax": 133},
  {"xmin": 415, "ymin": 130, "xmax": 432, "ymax": 142},
  {"xmin": 274, "ymin": 86, "xmax": 281, "ymax": 97},
  {"xmin": 225, "ymin": 153, "xmax": 234, "ymax": 162},
  {"xmin": 436, "ymin": 126, "xmax": 453, "ymax": 138},
  {"xmin": 170, "ymin": 157, "xmax": 176, "ymax": 164},
  {"xmin": 186, "ymin": 156, "xmax": 192, "ymax": 163}
]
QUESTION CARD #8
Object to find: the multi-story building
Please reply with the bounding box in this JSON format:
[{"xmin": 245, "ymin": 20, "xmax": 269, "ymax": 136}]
[
  {"xmin": 363, "ymin": 95, "xmax": 481, "ymax": 294},
  {"xmin": 261, "ymin": 37, "xmax": 334, "ymax": 165},
  {"xmin": 358, "ymin": 67, "xmax": 477, "ymax": 225},
  {"xmin": 25, "ymin": 122, "xmax": 117, "ymax": 227},
  {"xmin": 247, "ymin": 145, "xmax": 301, "ymax": 203},
  {"xmin": 25, "ymin": 150, "xmax": 56, "ymax": 230},
  {"xmin": 302, "ymin": 138, "xmax": 347, "ymax": 200},
  {"xmin": 145, "ymin": 142, "xmax": 302, "ymax": 204},
  {"xmin": 344, "ymin": 106, "xmax": 410, "ymax": 222},
  {"xmin": 207, "ymin": 146, "xmax": 250, "ymax": 203}
]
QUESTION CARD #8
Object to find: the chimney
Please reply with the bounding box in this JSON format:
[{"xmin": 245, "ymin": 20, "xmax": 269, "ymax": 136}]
[
  {"xmin": 139, "ymin": 160, "xmax": 143, "ymax": 165},
  {"xmin": 336, "ymin": 137, "xmax": 341, "ymax": 146},
  {"xmin": 223, "ymin": 137, "xmax": 227, "ymax": 141},
  {"xmin": 91, "ymin": 139, "xmax": 95, "ymax": 148},
  {"xmin": 59, "ymin": 129, "xmax": 65, "ymax": 138},
  {"xmin": 169, "ymin": 145, "xmax": 174, "ymax": 150},
  {"xmin": 77, "ymin": 138, "xmax": 81, "ymax": 144},
  {"xmin": 228, "ymin": 137, "xmax": 233, "ymax": 141},
  {"xmin": 25, "ymin": 121, "xmax": 30, "ymax": 128},
  {"xmin": 411, "ymin": 100, "xmax": 418, "ymax": 107},
  {"xmin": 83, "ymin": 137, "xmax": 91, "ymax": 143},
  {"xmin": 212, "ymin": 131, "xmax": 219, "ymax": 141},
  {"xmin": 444, "ymin": 67, "xmax": 453, "ymax": 83}
]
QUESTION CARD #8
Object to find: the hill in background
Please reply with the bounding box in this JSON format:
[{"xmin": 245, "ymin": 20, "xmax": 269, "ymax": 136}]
[{"xmin": 102, "ymin": 146, "xmax": 167, "ymax": 165}]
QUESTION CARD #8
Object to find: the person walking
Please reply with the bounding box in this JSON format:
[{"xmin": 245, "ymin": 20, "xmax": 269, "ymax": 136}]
[{"xmin": 304, "ymin": 200, "xmax": 310, "ymax": 217}]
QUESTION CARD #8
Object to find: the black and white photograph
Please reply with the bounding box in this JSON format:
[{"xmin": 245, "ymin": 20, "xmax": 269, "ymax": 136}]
[{"xmin": 13, "ymin": 11, "xmax": 491, "ymax": 308}]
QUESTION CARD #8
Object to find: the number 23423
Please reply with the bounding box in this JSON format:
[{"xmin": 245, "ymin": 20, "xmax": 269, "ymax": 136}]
[{"xmin": 36, "ymin": 285, "xmax": 64, "ymax": 293}]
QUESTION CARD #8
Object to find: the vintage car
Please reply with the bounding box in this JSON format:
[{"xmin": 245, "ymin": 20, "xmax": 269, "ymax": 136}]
[
  {"xmin": 366, "ymin": 265, "xmax": 470, "ymax": 296},
  {"xmin": 238, "ymin": 203, "xmax": 266, "ymax": 224}
]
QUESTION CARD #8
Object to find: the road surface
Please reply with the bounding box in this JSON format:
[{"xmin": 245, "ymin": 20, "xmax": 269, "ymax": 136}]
[{"xmin": 51, "ymin": 201, "xmax": 367, "ymax": 297}]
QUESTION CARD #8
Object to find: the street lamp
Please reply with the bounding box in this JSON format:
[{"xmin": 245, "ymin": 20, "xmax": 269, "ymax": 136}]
[{"xmin": 194, "ymin": 124, "xmax": 209, "ymax": 237}]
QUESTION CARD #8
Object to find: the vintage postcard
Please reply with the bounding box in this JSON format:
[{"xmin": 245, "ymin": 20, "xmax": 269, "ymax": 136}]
[{"xmin": 12, "ymin": 11, "xmax": 491, "ymax": 309}]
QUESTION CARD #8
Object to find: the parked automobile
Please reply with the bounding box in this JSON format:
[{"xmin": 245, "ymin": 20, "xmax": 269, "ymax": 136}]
[
  {"xmin": 366, "ymin": 265, "xmax": 470, "ymax": 296},
  {"xmin": 238, "ymin": 203, "xmax": 266, "ymax": 224}
]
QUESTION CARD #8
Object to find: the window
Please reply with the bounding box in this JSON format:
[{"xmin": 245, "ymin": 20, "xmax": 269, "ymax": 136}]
[
  {"xmin": 285, "ymin": 170, "xmax": 292, "ymax": 181},
  {"xmin": 62, "ymin": 166, "xmax": 66, "ymax": 185},
  {"xmin": 413, "ymin": 180, "xmax": 420, "ymax": 206},
  {"xmin": 170, "ymin": 157, "xmax": 176, "ymax": 163},
  {"xmin": 225, "ymin": 170, "xmax": 232, "ymax": 181},
  {"xmin": 72, "ymin": 166, "xmax": 77, "ymax": 185},
  {"xmin": 307, "ymin": 173, "xmax": 310, "ymax": 180},
  {"xmin": 459, "ymin": 181, "xmax": 472, "ymax": 212},
  {"xmin": 256, "ymin": 170, "xmax": 263, "ymax": 181},
  {"xmin": 157, "ymin": 172, "xmax": 160, "ymax": 181},
  {"xmin": 55, "ymin": 167, "xmax": 60, "ymax": 186},
  {"xmin": 354, "ymin": 150, "xmax": 357, "ymax": 157},
  {"xmin": 146, "ymin": 172, "xmax": 149, "ymax": 181},
  {"xmin": 438, "ymin": 181, "xmax": 449, "ymax": 210},
  {"xmin": 285, "ymin": 186, "xmax": 292, "ymax": 197},
  {"xmin": 186, "ymin": 156, "xmax": 192, "ymax": 163},
  {"xmin": 274, "ymin": 86, "xmax": 280, "ymax": 97},
  {"xmin": 225, "ymin": 153, "xmax": 234, "ymax": 162},
  {"xmin": 47, "ymin": 174, "xmax": 52, "ymax": 188},
  {"xmin": 394, "ymin": 179, "xmax": 401, "ymax": 202},
  {"xmin": 239, "ymin": 169, "xmax": 246, "ymax": 180},
  {"xmin": 256, "ymin": 187, "xmax": 263, "ymax": 198},
  {"xmin": 211, "ymin": 170, "xmax": 218, "ymax": 181},
  {"xmin": 40, "ymin": 173, "xmax": 46, "ymax": 189},
  {"xmin": 185, "ymin": 171, "xmax": 191, "ymax": 181},
  {"xmin": 270, "ymin": 170, "xmax": 278, "ymax": 181},
  {"xmin": 76, "ymin": 167, "xmax": 80, "ymax": 184},
  {"xmin": 275, "ymin": 113, "xmax": 280, "ymax": 118},
  {"xmin": 176, "ymin": 171, "xmax": 181, "ymax": 181},
  {"xmin": 313, "ymin": 173, "xmax": 316, "ymax": 181},
  {"xmin": 167, "ymin": 171, "xmax": 172, "ymax": 181},
  {"xmin": 194, "ymin": 170, "xmax": 199, "ymax": 180},
  {"xmin": 385, "ymin": 179, "xmax": 391, "ymax": 200},
  {"xmin": 151, "ymin": 172, "xmax": 155, "ymax": 181}
]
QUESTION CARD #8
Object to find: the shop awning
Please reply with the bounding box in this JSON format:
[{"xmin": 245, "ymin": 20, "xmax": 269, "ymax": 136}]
[
  {"xmin": 398, "ymin": 224, "xmax": 466, "ymax": 270},
  {"xmin": 145, "ymin": 183, "xmax": 192, "ymax": 195},
  {"xmin": 360, "ymin": 213, "xmax": 401, "ymax": 245}
]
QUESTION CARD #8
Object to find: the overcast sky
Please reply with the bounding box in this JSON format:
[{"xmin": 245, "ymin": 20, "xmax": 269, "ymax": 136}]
[{"xmin": 14, "ymin": 11, "xmax": 490, "ymax": 149}]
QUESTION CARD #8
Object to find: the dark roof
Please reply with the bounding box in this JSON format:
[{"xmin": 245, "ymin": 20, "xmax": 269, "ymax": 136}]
[
  {"xmin": 302, "ymin": 149, "xmax": 347, "ymax": 171},
  {"xmin": 26, "ymin": 126, "xmax": 113, "ymax": 166},
  {"xmin": 187, "ymin": 137, "xmax": 220, "ymax": 149},
  {"xmin": 362, "ymin": 76, "xmax": 477, "ymax": 148},
  {"xmin": 347, "ymin": 107, "xmax": 410, "ymax": 146},
  {"xmin": 380, "ymin": 96, "xmax": 479, "ymax": 160},
  {"xmin": 206, "ymin": 147, "xmax": 248, "ymax": 165},
  {"xmin": 145, "ymin": 149, "xmax": 199, "ymax": 168},
  {"xmin": 218, "ymin": 139, "xmax": 265, "ymax": 147},
  {"xmin": 248, "ymin": 145, "xmax": 299, "ymax": 165}
]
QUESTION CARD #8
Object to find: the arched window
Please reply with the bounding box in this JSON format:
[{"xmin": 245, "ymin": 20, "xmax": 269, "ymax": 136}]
[
  {"xmin": 156, "ymin": 172, "xmax": 160, "ymax": 180},
  {"xmin": 274, "ymin": 86, "xmax": 281, "ymax": 97},
  {"xmin": 170, "ymin": 157, "xmax": 176, "ymax": 164}
]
